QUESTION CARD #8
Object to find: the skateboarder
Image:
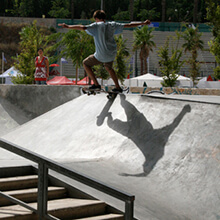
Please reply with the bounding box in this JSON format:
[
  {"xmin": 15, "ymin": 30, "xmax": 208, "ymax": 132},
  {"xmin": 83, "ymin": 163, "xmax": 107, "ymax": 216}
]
[{"xmin": 58, "ymin": 10, "xmax": 150, "ymax": 93}]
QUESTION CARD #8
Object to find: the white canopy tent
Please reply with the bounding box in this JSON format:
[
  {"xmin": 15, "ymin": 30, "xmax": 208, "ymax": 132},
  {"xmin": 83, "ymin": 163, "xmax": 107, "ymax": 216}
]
[
  {"xmin": 0, "ymin": 66, "xmax": 22, "ymax": 84},
  {"xmin": 124, "ymin": 73, "xmax": 193, "ymax": 88},
  {"xmin": 124, "ymin": 73, "xmax": 163, "ymax": 88},
  {"xmin": 174, "ymin": 75, "xmax": 193, "ymax": 88},
  {"xmin": 197, "ymin": 77, "xmax": 220, "ymax": 89}
]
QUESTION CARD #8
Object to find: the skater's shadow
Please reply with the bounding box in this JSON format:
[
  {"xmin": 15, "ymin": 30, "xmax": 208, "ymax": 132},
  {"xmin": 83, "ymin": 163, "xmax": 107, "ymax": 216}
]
[
  {"xmin": 96, "ymin": 98, "xmax": 116, "ymax": 126},
  {"xmin": 105, "ymin": 94, "xmax": 191, "ymax": 177}
]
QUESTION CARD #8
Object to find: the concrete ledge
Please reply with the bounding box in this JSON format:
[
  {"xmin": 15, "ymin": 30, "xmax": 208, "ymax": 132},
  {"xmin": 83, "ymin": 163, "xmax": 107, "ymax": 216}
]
[
  {"xmin": 0, "ymin": 85, "xmax": 81, "ymax": 117},
  {"xmin": 129, "ymin": 87, "xmax": 220, "ymax": 96},
  {"xmin": 0, "ymin": 16, "xmax": 56, "ymax": 28}
]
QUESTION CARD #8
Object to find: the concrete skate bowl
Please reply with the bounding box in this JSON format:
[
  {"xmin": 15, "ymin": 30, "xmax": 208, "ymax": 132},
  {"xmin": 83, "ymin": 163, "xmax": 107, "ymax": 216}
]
[
  {"xmin": 0, "ymin": 93, "xmax": 220, "ymax": 220},
  {"xmin": 0, "ymin": 84, "xmax": 81, "ymax": 137}
]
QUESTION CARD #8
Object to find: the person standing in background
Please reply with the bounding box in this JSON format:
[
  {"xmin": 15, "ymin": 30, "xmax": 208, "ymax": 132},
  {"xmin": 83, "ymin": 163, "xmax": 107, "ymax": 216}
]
[{"xmin": 35, "ymin": 48, "xmax": 49, "ymax": 85}]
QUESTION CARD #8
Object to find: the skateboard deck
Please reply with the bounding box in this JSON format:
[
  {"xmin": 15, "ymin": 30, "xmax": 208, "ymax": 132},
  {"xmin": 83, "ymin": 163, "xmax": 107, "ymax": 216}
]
[{"xmin": 81, "ymin": 87, "xmax": 129, "ymax": 99}]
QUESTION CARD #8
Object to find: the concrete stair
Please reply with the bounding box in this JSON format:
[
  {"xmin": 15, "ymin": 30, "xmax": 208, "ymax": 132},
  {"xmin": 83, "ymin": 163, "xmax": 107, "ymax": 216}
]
[
  {"xmin": 0, "ymin": 170, "xmax": 124, "ymax": 220},
  {"xmin": 0, "ymin": 175, "xmax": 38, "ymax": 191},
  {"xmin": 74, "ymin": 214, "xmax": 124, "ymax": 219},
  {"xmin": 0, "ymin": 186, "xmax": 67, "ymax": 206}
]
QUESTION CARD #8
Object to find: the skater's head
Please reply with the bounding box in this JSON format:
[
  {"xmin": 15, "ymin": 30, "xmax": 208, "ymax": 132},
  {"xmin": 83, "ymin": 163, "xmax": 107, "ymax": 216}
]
[{"xmin": 93, "ymin": 10, "xmax": 106, "ymax": 21}]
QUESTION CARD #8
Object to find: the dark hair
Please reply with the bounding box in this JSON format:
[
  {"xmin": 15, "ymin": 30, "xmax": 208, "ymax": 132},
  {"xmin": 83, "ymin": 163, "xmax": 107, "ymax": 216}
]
[
  {"xmin": 93, "ymin": 10, "xmax": 106, "ymax": 20},
  {"xmin": 38, "ymin": 48, "xmax": 44, "ymax": 52}
]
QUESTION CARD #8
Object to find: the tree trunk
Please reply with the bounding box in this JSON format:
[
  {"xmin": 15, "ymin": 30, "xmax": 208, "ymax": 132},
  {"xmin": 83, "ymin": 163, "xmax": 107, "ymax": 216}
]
[
  {"xmin": 129, "ymin": 0, "xmax": 134, "ymax": 21},
  {"xmin": 161, "ymin": 0, "xmax": 166, "ymax": 22},
  {"xmin": 140, "ymin": 56, "xmax": 144, "ymax": 75},
  {"xmin": 71, "ymin": 0, "xmax": 74, "ymax": 20},
  {"xmin": 193, "ymin": 0, "xmax": 198, "ymax": 24},
  {"xmin": 144, "ymin": 56, "xmax": 148, "ymax": 74},
  {"xmin": 75, "ymin": 65, "xmax": 78, "ymax": 84}
]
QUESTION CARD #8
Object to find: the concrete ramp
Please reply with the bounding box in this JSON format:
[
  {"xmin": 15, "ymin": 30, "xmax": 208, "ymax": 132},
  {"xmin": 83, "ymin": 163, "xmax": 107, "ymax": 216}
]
[
  {"xmin": 0, "ymin": 97, "xmax": 33, "ymax": 136},
  {"xmin": 1, "ymin": 94, "xmax": 220, "ymax": 220}
]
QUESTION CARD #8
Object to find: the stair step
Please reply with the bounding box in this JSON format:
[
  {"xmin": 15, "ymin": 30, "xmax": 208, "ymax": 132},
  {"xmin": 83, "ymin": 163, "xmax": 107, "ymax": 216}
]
[
  {"xmin": 74, "ymin": 213, "xmax": 124, "ymax": 220},
  {"xmin": 0, "ymin": 198, "xmax": 106, "ymax": 220},
  {"xmin": 0, "ymin": 175, "xmax": 38, "ymax": 191},
  {"xmin": 0, "ymin": 186, "xmax": 67, "ymax": 206}
]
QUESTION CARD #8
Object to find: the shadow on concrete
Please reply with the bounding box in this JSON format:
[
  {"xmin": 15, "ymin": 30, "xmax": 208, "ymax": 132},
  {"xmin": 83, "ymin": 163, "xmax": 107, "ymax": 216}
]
[
  {"xmin": 96, "ymin": 97, "xmax": 116, "ymax": 126},
  {"xmin": 105, "ymin": 94, "xmax": 191, "ymax": 177}
]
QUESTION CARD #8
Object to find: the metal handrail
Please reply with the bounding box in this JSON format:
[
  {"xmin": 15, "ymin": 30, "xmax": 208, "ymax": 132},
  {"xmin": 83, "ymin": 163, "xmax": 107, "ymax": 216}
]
[{"xmin": 0, "ymin": 138, "xmax": 135, "ymax": 220}]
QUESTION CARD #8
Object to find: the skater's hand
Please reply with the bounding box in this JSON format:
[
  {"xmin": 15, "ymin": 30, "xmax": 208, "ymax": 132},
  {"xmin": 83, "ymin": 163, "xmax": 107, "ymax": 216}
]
[
  {"xmin": 144, "ymin": 20, "xmax": 151, "ymax": 25},
  {"xmin": 183, "ymin": 104, "xmax": 191, "ymax": 113},
  {"xmin": 58, "ymin": 23, "xmax": 69, "ymax": 28}
]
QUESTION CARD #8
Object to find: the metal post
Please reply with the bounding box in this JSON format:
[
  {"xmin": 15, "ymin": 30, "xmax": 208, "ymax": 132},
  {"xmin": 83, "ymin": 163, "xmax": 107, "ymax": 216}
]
[
  {"xmin": 124, "ymin": 200, "xmax": 134, "ymax": 220},
  {"xmin": 38, "ymin": 162, "xmax": 48, "ymax": 220},
  {"xmin": 2, "ymin": 52, "xmax": 4, "ymax": 76},
  {"xmin": 60, "ymin": 58, "xmax": 62, "ymax": 76},
  {"xmin": 135, "ymin": 50, "xmax": 138, "ymax": 77}
]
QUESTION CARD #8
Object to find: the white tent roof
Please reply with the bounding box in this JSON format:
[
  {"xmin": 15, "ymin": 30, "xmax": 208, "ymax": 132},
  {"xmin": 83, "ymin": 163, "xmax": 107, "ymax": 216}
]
[
  {"xmin": 0, "ymin": 66, "xmax": 21, "ymax": 78},
  {"xmin": 125, "ymin": 73, "xmax": 192, "ymax": 88},
  {"xmin": 131, "ymin": 73, "xmax": 163, "ymax": 81},
  {"xmin": 176, "ymin": 75, "xmax": 191, "ymax": 81}
]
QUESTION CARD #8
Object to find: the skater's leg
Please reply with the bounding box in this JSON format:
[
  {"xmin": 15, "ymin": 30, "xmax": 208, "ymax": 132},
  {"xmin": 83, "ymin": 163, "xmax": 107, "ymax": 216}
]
[
  {"xmin": 83, "ymin": 55, "xmax": 101, "ymax": 86},
  {"xmin": 104, "ymin": 62, "xmax": 121, "ymax": 89}
]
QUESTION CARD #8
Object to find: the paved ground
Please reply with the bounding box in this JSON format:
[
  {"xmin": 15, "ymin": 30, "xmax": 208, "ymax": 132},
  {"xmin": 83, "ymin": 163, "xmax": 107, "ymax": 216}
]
[{"xmin": 0, "ymin": 93, "xmax": 220, "ymax": 220}]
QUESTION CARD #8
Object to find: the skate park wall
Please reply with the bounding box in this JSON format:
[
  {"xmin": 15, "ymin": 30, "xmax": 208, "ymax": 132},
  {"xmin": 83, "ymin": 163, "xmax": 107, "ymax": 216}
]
[{"xmin": 0, "ymin": 85, "xmax": 81, "ymax": 117}]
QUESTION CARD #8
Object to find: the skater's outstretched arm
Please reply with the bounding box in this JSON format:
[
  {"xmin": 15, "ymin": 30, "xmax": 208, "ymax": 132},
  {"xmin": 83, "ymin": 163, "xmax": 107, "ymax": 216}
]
[
  {"xmin": 124, "ymin": 20, "xmax": 151, "ymax": 28},
  {"xmin": 58, "ymin": 23, "xmax": 87, "ymax": 31}
]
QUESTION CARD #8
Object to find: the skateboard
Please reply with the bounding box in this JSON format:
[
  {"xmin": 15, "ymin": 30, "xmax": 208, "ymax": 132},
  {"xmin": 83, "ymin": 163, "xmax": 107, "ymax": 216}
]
[{"xmin": 81, "ymin": 87, "xmax": 129, "ymax": 99}]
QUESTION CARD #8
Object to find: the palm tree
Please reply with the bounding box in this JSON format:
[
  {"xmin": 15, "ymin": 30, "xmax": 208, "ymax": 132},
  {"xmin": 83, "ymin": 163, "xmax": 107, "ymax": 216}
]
[
  {"xmin": 63, "ymin": 30, "xmax": 95, "ymax": 84},
  {"xmin": 133, "ymin": 26, "xmax": 156, "ymax": 75},
  {"xmin": 114, "ymin": 34, "xmax": 130, "ymax": 83},
  {"xmin": 182, "ymin": 25, "xmax": 204, "ymax": 85},
  {"xmin": 49, "ymin": 30, "xmax": 95, "ymax": 84}
]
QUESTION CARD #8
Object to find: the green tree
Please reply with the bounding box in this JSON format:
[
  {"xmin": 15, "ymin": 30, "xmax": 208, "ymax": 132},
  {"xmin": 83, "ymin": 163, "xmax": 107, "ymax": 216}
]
[
  {"xmin": 206, "ymin": 0, "xmax": 220, "ymax": 80},
  {"xmin": 48, "ymin": 0, "xmax": 70, "ymax": 18},
  {"xmin": 12, "ymin": 21, "xmax": 51, "ymax": 84},
  {"xmin": 133, "ymin": 25, "xmax": 155, "ymax": 75},
  {"xmin": 112, "ymin": 8, "xmax": 129, "ymax": 20},
  {"xmin": 92, "ymin": 65, "xmax": 109, "ymax": 85},
  {"xmin": 17, "ymin": 0, "xmax": 34, "ymax": 17},
  {"xmin": 2, "ymin": 0, "xmax": 209, "ymax": 22},
  {"xmin": 4, "ymin": 0, "xmax": 20, "ymax": 16},
  {"xmin": 48, "ymin": 30, "xmax": 95, "ymax": 84},
  {"xmin": 137, "ymin": 8, "xmax": 160, "ymax": 21},
  {"xmin": 158, "ymin": 32, "xmax": 185, "ymax": 87},
  {"xmin": 114, "ymin": 35, "xmax": 130, "ymax": 84},
  {"xmin": 182, "ymin": 25, "xmax": 204, "ymax": 86}
]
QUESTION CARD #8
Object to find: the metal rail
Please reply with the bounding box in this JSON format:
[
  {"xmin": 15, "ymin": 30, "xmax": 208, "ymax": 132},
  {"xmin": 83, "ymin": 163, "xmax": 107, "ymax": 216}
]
[{"xmin": 0, "ymin": 138, "xmax": 135, "ymax": 220}]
